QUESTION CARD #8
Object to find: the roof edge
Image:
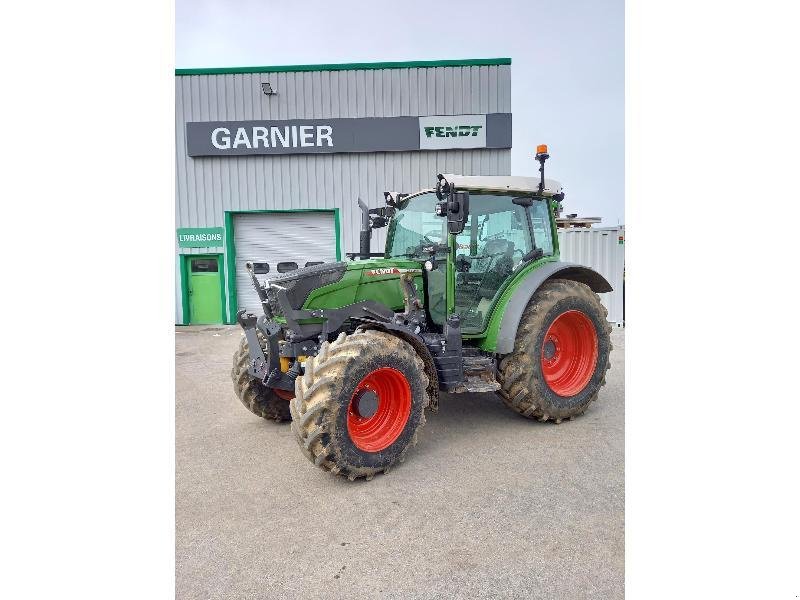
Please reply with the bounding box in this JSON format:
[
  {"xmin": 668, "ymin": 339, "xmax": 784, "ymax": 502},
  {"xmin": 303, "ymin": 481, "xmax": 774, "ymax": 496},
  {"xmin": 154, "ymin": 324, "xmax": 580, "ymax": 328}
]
[
  {"xmin": 175, "ymin": 57, "xmax": 511, "ymax": 76},
  {"xmin": 441, "ymin": 174, "xmax": 564, "ymax": 197}
]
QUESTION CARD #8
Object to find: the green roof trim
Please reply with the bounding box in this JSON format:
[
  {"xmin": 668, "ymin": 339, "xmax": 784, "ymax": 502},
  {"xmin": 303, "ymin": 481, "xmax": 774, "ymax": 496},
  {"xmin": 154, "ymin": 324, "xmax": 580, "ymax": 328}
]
[{"xmin": 175, "ymin": 57, "xmax": 511, "ymax": 76}]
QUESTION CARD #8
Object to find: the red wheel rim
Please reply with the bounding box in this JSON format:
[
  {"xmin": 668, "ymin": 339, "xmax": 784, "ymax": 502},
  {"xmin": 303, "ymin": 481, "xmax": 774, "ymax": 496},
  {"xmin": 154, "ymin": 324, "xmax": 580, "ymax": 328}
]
[
  {"xmin": 347, "ymin": 367, "xmax": 412, "ymax": 452},
  {"xmin": 272, "ymin": 388, "xmax": 294, "ymax": 400},
  {"xmin": 541, "ymin": 310, "xmax": 598, "ymax": 397}
]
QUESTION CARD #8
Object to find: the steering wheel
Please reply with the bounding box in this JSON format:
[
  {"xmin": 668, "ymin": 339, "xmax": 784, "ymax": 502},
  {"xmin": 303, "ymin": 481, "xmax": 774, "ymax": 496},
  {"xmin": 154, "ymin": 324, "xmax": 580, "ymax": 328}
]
[
  {"xmin": 423, "ymin": 230, "xmax": 445, "ymax": 243},
  {"xmin": 405, "ymin": 235, "xmax": 441, "ymax": 258},
  {"xmin": 482, "ymin": 231, "xmax": 512, "ymax": 242},
  {"xmin": 467, "ymin": 247, "xmax": 509, "ymax": 262}
]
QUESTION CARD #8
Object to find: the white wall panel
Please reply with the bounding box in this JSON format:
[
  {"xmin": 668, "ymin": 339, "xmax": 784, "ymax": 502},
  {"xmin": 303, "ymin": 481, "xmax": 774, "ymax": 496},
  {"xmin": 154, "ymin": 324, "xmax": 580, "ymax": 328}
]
[{"xmin": 558, "ymin": 227, "xmax": 625, "ymax": 325}]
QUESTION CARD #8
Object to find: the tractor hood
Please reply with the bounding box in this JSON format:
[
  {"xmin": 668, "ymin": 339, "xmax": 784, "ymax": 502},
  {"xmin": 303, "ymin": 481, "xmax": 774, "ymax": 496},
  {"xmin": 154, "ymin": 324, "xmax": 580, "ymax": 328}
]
[
  {"xmin": 264, "ymin": 261, "xmax": 349, "ymax": 314},
  {"xmin": 300, "ymin": 258, "xmax": 425, "ymax": 314}
]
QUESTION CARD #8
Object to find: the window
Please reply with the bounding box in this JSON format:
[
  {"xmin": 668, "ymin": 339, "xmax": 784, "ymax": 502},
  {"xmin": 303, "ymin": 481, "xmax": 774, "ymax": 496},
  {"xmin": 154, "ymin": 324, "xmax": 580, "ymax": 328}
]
[
  {"xmin": 191, "ymin": 258, "xmax": 218, "ymax": 273},
  {"xmin": 529, "ymin": 199, "xmax": 554, "ymax": 256},
  {"xmin": 252, "ymin": 262, "xmax": 270, "ymax": 274},
  {"xmin": 386, "ymin": 193, "xmax": 446, "ymax": 259},
  {"xmin": 454, "ymin": 195, "xmax": 534, "ymax": 332}
]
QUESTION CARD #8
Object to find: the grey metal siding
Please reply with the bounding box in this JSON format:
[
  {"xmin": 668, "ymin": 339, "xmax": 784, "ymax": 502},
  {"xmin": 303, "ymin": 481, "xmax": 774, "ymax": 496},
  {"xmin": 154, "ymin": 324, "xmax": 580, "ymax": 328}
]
[{"xmin": 175, "ymin": 64, "xmax": 511, "ymax": 322}]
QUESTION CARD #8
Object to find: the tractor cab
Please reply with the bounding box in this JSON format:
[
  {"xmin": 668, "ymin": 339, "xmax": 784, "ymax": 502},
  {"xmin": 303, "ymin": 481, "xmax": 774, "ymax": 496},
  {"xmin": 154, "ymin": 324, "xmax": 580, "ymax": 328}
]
[{"xmin": 384, "ymin": 168, "xmax": 564, "ymax": 336}]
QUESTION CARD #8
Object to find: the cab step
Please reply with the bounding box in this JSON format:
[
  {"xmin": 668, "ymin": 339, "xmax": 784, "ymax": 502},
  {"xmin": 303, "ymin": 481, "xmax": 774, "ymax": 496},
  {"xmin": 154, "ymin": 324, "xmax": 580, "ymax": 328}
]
[
  {"xmin": 459, "ymin": 375, "xmax": 501, "ymax": 393},
  {"xmin": 455, "ymin": 354, "xmax": 500, "ymax": 393}
]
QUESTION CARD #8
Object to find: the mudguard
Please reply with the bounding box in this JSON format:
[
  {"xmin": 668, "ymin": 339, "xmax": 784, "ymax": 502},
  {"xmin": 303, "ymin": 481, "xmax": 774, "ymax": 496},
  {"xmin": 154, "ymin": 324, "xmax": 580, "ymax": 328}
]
[{"xmin": 494, "ymin": 262, "xmax": 612, "ymax": 355}]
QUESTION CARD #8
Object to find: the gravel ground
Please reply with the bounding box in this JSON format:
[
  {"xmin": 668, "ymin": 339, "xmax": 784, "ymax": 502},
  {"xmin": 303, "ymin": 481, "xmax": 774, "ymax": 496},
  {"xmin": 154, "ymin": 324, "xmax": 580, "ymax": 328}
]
[{"xmin": 176, "ymin": 326, "xmax": 624, "ymax": 599}]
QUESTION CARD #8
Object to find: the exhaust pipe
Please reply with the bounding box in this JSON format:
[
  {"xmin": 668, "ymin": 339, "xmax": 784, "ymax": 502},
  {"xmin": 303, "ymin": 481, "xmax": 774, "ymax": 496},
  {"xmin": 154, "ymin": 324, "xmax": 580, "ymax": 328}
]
[{"xmin": 358, "ymin": 198, "xmax": 371, "ymax": 260}]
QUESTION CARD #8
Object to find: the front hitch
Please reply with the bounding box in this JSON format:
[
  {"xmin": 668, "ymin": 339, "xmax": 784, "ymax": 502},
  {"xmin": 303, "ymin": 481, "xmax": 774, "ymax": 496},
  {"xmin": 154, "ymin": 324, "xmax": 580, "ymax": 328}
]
[{"xmin": 236, "ymin": 310, "xmax": 295, "ymax": 393}]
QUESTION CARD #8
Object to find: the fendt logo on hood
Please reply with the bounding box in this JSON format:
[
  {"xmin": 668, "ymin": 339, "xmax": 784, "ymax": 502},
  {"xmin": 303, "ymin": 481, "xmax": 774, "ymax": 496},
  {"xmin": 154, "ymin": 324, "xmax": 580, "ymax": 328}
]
[
  {"xmin": 423, "ymin": 125, "xmax": 483, "ymax": 138},
  {"xmin": 365, "ymin": 268, "xmax": 422, "ymax": 277}
]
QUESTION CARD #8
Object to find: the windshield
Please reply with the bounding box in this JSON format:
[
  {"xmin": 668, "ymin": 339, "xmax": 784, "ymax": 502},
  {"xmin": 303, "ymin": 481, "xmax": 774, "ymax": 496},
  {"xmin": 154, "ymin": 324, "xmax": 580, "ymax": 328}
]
[{"xmin": 385, "ymin": 193, "xmax": 446, "ymax": 259}]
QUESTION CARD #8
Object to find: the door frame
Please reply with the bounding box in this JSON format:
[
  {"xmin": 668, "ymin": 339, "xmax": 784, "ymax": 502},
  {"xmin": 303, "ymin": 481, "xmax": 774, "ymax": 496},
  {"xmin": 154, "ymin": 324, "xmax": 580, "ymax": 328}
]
[
  {"xmin": 180, "ymin": 253, "xmax": 226, "ymax": 325},
  {"xmin": 223, "ymin": 208, "xmax": 342, "ymax": 324}
]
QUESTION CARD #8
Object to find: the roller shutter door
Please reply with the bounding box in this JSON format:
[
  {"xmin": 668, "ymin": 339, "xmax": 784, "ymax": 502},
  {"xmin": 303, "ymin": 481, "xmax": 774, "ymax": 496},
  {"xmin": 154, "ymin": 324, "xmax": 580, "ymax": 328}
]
[{"xmin": 233, "ymin": 212, "xmax": 337, "ymax": 313}]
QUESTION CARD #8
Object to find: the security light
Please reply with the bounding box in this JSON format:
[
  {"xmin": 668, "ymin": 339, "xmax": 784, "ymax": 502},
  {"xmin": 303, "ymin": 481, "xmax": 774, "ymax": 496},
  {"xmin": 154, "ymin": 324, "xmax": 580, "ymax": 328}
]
[{"xmin": 261, "ymin": 82, "xmax": 276, "ymax": 96}]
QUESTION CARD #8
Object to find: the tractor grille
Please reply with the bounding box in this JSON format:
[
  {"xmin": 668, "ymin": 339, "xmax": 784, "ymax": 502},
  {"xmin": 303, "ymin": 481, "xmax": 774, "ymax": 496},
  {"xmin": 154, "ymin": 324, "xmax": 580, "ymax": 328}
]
[{"xmin": 263, "ymin": 261, "xmax": 347, "ymax": 317}]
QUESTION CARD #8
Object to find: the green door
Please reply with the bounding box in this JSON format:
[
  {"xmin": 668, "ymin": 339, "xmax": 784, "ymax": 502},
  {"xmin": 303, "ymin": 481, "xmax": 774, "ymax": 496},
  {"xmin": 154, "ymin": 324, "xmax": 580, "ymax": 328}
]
[{"xmin": 188, "ymin": 256, "xmax": 222, "ymax": 324}]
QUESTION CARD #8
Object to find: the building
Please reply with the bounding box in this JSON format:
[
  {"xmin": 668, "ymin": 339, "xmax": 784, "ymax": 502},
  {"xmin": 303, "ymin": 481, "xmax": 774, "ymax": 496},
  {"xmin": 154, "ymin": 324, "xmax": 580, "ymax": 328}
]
[{"xmin": 175, "ymin": 58, "xmax": 513, "ymax": 324}]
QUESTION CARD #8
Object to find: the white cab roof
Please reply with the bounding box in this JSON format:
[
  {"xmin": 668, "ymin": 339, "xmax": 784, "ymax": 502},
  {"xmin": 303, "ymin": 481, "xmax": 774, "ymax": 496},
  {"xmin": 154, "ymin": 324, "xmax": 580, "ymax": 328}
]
[{"xmin": 441, "ymin": 174, "xmax": 563, "ymax": 197}]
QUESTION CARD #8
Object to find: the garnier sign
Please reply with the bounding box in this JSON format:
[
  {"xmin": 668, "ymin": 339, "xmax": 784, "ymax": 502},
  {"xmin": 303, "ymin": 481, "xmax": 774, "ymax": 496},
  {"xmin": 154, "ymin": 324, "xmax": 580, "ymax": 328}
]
[
  {"xmin": 186, "ymin": 113, "xmax": 511, "ymax": 157},
  {"xmin": 177, "ymin": 227, "xmax": 224, "ymax": 248}
]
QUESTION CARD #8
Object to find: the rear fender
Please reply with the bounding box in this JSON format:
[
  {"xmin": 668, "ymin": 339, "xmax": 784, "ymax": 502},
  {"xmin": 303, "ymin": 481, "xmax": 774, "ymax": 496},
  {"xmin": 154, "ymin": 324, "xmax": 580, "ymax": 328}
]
[{"xmin": 492, "ymin": 262, "xmax": 612, "ymax": 355}]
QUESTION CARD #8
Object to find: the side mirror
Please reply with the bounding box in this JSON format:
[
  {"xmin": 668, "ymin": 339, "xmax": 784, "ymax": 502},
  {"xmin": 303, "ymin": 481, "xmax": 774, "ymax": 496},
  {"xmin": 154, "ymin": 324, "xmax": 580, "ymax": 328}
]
[{"xmin": 436, "ymin": 190, "xmax": 469, "ymax": 235}]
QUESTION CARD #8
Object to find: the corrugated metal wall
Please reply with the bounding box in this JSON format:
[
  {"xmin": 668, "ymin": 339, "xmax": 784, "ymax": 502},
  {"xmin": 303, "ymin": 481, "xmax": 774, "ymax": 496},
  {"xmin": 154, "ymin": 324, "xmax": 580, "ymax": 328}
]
[
  {"xmin": 558, "ymin": 227, "xmax": 625, "ymax": 325},
  {"xmin": 175, "ymin": 64, "xmax": 511, "ymax": 322}
]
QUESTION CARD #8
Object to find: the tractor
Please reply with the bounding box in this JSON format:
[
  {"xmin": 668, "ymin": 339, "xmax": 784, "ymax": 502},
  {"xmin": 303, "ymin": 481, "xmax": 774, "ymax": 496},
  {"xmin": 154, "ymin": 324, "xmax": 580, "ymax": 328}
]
[{"xmin": 231, "ymin": 146, "xmax": 613, "ymax": 480}]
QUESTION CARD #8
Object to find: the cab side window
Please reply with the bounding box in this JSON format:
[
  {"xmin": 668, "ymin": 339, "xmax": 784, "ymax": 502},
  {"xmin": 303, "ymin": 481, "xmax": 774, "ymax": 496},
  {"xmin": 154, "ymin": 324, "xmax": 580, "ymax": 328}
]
[{"xmin": 530, "ymin": 199, "xmax": 554, "ymax": 255}]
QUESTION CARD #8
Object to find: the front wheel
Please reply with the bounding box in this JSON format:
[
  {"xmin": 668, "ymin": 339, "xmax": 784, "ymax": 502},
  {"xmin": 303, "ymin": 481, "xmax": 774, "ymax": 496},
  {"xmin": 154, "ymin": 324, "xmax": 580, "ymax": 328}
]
[
  {"xmin": 231, "ymin": 335, "xmax": 292, "ymax": 422},
  {"xmin": 498, "ymin": 279, "xmax": 612, "ymax": 422},
  {"xmin": 290, "ymin": 330, "xmax": 430, "ymax": 480}
]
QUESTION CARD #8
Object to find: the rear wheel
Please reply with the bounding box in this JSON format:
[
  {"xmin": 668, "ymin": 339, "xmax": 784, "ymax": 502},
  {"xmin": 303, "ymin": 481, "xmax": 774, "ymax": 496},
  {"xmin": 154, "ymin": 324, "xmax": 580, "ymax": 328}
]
[
  {"xmin": 290, "ymin": 330, "xmax": 430, "ymax": 480},
  {"xmin": 498, "ymin": 279, "xmax": 612, "ymax": 422},
  {"xmin": 231, "ymin": 334, "xmax": 292, "ymax": 422}
]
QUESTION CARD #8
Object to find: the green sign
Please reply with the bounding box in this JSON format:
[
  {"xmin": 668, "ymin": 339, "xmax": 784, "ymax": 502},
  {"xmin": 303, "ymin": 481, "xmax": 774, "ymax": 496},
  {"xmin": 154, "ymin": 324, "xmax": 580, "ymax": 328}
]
[{"xmin": 177, "ymin": 227, "xmax": 224, "ymax": 248}]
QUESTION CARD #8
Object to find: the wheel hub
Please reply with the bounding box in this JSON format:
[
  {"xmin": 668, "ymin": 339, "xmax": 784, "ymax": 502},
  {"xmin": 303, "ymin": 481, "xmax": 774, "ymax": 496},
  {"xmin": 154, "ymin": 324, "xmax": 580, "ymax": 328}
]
[
  {"xmin": 351, "ymin": 389, "xmax": 379, "ymax": 418},
  {"xmin": 347, "ymin": 367, "xmax": 412, "ymax": 452},
  {"xmin": 540, "ymin": 310, "xmax": 598, "ymax": 397}
]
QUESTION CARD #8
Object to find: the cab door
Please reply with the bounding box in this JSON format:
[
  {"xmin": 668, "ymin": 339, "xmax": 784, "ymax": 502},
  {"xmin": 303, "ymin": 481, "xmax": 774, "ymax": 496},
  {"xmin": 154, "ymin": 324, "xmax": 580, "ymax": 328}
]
[
  {"xmin": 454, "ymin": 196, "xmax": 536, "ymax": 333},
  {"xmin": 187, "ymin": 256, "xmax": 223, "ymax": 324}
]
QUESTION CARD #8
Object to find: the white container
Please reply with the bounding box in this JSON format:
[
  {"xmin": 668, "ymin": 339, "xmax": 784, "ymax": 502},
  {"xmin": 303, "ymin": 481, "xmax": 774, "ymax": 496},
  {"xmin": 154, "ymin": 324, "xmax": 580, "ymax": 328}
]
[{"xmin": 557, "ymin": 226, "xmax": 625, "ymax": 325}]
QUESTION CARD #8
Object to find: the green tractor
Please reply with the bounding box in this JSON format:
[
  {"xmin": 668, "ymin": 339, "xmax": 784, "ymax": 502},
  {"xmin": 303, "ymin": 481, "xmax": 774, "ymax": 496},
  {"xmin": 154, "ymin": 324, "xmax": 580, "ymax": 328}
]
[{"xmin": 231, "ymin": 147, "xmax": 612, "ymax": 480}]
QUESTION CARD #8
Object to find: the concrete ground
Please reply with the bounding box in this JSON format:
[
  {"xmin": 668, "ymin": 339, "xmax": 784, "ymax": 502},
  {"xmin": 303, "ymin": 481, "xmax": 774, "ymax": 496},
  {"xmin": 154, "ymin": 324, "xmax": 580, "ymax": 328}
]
[{"xmin": 176, "ymin": 326, "xmax": 624, "ymax": 600}]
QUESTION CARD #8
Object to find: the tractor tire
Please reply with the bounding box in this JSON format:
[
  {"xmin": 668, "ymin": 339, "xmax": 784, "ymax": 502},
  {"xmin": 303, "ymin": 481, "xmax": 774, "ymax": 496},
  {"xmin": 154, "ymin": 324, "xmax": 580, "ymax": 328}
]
[
  {"xmin": 290, "ymin": 329, "xmax": 430, "ymax": 481},
  {"xmin": 498, "ymin": 279, "xmax": 612, "ymax": 423},
  {"xmin": 231, "ymin": 334, "xmax": 292, "ymax": 422}
]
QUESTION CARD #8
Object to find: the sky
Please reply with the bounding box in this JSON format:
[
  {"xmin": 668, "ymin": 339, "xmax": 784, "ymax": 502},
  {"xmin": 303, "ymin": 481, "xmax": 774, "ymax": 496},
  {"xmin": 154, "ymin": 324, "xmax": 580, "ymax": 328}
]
[{"xmin": 176, "ymin": 0, "xmax": 623, "ymax": 225}]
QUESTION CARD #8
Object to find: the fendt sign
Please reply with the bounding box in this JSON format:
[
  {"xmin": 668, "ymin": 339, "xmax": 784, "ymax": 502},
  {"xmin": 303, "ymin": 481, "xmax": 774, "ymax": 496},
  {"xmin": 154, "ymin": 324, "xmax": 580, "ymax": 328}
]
[
  {"xmin": 186, "ymin": 113, "xmax": 510, "ymax": 157},
  {"xmin": 419, "ymin": 114, "xmax": 487, "ymax": 150}
]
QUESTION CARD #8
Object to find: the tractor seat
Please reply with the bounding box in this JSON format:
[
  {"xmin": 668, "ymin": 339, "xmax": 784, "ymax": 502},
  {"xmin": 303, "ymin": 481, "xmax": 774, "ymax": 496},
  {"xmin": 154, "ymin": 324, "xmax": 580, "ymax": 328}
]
[{"xmin": 477, "ymin": 240, "xmax": 515, "ymax": 299}]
